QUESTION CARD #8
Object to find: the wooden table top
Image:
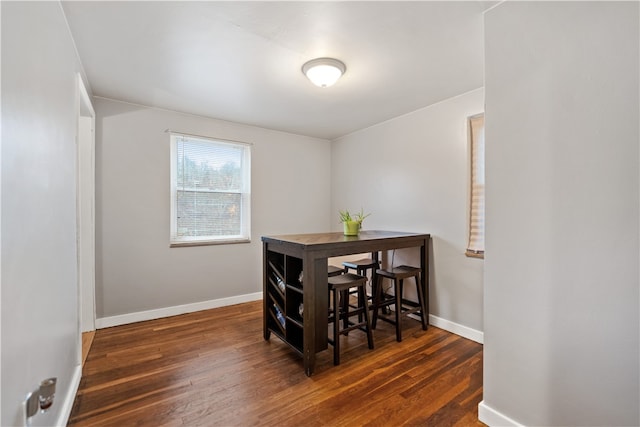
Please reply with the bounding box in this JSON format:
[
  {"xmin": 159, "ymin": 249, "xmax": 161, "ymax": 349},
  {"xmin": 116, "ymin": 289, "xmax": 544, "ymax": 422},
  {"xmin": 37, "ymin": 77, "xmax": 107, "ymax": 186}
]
[{"xmin": 261, "ymin": 230, "xmax": 430, "ymax": 247}]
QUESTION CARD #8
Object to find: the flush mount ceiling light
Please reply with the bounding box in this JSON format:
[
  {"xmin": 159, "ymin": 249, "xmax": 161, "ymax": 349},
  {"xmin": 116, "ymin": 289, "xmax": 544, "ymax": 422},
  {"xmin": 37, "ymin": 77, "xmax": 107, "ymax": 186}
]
[{"xmin": 302, "ymin": 58, "xmax": 346, "ymax": 88}]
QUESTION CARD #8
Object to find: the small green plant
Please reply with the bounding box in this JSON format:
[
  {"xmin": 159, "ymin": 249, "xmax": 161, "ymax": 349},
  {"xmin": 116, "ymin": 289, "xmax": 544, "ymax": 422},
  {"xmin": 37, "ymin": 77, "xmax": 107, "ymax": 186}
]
[{"xmin": 338, "ymin": 208, "xmax": 371, "ymax": 225}]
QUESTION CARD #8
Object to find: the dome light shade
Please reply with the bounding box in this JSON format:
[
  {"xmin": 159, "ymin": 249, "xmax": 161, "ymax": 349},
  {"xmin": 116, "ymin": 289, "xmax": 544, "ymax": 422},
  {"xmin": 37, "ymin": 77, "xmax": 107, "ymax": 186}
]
[{"xmin": 302, "ymin": 58, "xmax": 346, "ymax": 88}]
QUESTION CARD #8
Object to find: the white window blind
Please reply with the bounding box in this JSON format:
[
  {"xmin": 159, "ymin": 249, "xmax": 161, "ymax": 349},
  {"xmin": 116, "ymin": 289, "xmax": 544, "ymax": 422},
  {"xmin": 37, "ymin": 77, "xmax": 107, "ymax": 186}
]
[
  {"xmin": 466, "ymin": 114, "xmax": 485, "ymax": 258},
  {"xmin": 170, "ymin": 133, "xmax": 251, "ymax": 246}
]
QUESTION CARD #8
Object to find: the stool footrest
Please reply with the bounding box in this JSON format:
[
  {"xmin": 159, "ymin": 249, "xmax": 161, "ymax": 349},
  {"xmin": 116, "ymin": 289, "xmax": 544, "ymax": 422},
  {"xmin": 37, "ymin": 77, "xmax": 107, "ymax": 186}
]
[{"xmin": 339, "ymin": 322, "xmax": 369, "ymax": 335}]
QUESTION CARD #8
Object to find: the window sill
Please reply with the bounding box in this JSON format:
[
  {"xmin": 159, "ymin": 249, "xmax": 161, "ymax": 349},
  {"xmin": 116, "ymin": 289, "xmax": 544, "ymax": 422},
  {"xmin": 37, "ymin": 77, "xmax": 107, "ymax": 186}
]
[
  {"xmin": 465, "ymin": 250, "xmax": 484, "ymax": 259},
  {"xmin": 170, "ymin": 238, "xmax": 251, "ymax": 248}
]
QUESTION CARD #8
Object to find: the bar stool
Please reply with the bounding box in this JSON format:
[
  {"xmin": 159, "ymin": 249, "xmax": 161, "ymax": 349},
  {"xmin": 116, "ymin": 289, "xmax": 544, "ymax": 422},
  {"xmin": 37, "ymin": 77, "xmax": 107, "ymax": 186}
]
[
  {"xmin": 372, "ymin": 265, "xmax": 428, "ymax": 342},
  {"xmin": 327, "ymin": 264, "xmax": 346, "ymax": 305},
  {"xmin": 327, "ymin": 273, "xmax": 374, "ymax": 365},
  {"xmin": 327, "ymin": 265, "xmax": 347, "ymax": 319},
  {"xmin": 342, "ymin": 257, "xmax": 379, "ymax": 319}
]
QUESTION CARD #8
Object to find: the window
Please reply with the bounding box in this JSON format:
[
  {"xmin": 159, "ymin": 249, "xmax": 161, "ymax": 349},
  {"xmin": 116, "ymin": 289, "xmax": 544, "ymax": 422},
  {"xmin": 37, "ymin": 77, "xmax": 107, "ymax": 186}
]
[
  {"xmin": 466, "ymin": 114, "xmax": 485, "ymax": 258},
  {"xmin": 170, "ymin": 133, "xmax": 251, "ymax": 246}
]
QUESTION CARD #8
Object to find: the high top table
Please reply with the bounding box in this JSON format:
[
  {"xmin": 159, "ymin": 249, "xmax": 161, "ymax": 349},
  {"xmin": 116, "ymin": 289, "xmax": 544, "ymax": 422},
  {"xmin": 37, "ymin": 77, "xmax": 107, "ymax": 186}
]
[{"xmin": 262, "ymin": 230, "xmax": 431, "ymax": 376}]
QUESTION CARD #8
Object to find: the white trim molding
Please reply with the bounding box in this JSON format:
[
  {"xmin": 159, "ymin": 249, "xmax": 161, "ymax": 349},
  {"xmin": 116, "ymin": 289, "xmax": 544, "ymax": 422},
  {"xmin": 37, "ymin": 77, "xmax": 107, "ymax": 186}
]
[
  {"xmin": 56, "ymin": 365, "xmax": 82, "ymax": 427},
  {"xmin": 428, "ymin": 314, "xmax": 484, "ymax": 344},
  {"xmin": 96, "ymin": 292, "xmax": 263, "ymax": 329},
  {"xmin": 478, "ymin": 401, "xmax": 524, "ymax": 427}
]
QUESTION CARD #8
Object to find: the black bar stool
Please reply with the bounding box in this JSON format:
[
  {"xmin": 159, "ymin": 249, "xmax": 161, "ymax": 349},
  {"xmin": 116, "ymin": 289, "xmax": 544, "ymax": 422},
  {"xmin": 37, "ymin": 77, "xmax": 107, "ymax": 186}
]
[
  {"xmin": 342, "ymin": 257, "xmax": 379, "ymax": 319},
  {"xmin": 372, "ymin": 265, "xmax": 427, "ymax": 342},
  {"xmin": 327, "ymin": 264, "xmax": 346, "ymax": 314},
  {"xmin": 327, "ymin": 273, "xmax": 374, "ymax": 365}
]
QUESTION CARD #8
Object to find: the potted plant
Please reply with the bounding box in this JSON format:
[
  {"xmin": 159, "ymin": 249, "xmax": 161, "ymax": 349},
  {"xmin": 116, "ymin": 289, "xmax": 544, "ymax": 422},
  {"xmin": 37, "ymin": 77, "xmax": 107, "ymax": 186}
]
[{"xmin": 339, "ymin": 208, "xmax": 370, "ymax": 236}]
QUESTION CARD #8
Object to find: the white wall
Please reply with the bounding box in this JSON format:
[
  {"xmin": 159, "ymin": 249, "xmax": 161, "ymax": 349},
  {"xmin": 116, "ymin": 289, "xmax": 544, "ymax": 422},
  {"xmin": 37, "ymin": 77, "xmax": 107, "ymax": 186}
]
[
  {"xmin": 482, "ymin": 2, "xmax": 639, "ymax": 426},
  {"xmin": 331, "ymin": 88, "xmax": 485, "ymax": 336},
  {"xmin": 1, "ymin": 2, "xmax": 88, "ymax": 426},
  {"xmin": 94, "ymin": 98, "xmax": 331, "ymax": 320}
]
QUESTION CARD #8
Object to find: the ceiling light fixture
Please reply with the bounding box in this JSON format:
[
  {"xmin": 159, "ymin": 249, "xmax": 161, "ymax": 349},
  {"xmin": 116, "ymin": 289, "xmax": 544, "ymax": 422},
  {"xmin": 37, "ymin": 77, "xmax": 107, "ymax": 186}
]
[{"xmin": 302, "ymin": 58, "xmax": 346, "ymax": 88}]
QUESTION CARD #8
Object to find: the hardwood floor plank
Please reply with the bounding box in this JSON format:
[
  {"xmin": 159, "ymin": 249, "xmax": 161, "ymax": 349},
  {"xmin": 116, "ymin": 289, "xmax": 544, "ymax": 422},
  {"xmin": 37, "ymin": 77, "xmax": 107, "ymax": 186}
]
[
  {"xmin": 81, "ymin": 331, "xmax": 95, "ymax": 367},
  {"xmin": 69, "ymin": 301, "xmax": 485, "ymax": 426}
]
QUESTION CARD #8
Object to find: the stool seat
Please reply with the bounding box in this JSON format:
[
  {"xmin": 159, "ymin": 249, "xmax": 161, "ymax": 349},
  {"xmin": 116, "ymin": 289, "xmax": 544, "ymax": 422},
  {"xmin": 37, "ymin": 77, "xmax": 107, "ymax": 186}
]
[
  {"xmin": 328, "ymin": 272, "xmax": 367, "ymax": 290},
  {"xmin": 375, "ymin": 265, "xmax": 421, "ymax": 280},
  {"xmin": 372, "ymin": 265, "xmax": 427, "ymax": 342},
  {"xmin": 328, "ymin": 273, "xmax": 374, "ymax": 365},
  {"xmin": 342, "ymin": 258, "xmax": 379, "ymax": 270},
  {"xmin": 342, "ymin": 257, "xmax": 380, "ymax": 321},
  {"xmin": 328, "ymin": 265, "xmax": 346, "ymax": 277}
]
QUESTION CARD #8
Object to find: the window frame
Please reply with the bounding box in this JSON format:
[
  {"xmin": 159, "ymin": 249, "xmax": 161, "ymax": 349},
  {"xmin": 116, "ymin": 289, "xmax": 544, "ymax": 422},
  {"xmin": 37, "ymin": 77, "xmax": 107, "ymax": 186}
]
[
  {"xmin": 169, "ymin": 132, "xmax": 251, "ymax": 247},
  {"xmin": 466, "ymin": 113, "xmax": 485, "ymax": 259}
]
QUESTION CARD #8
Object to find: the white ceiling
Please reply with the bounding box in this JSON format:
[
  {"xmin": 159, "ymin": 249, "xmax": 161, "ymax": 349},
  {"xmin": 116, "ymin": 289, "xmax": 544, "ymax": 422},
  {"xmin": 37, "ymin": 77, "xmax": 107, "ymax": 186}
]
[{"xmin": 62, "ymin": 1, "xmax": 489, "ymax": 140}]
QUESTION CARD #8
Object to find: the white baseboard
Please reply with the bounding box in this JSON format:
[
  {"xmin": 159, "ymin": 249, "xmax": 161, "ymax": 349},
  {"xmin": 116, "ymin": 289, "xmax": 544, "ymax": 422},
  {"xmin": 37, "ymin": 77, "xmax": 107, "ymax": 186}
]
[
  {"xmin": 56, "ymin": 364, "xmax": 82, "ymax": 427},
  {"xmin": 428, "ymin": 314, "xmax": 484, "ymax": 344},
  {"xmin": 96, "ymin": 292, "xmax": 263, "ymax": 329},
  {"xmin": 95, "ymin": 293, "xmax": 483, "ymax": 346},
  {"xmin": 478, "ymin": 401, "xmax": 524, "ymax": 427}
]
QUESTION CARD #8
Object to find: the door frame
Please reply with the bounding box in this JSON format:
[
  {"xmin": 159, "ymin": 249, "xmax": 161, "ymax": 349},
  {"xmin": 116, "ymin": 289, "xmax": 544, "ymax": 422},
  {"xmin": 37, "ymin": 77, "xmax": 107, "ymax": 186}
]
[{"xmin": 76, "ymin": 74, "xmax": 96, "ymax": 364}]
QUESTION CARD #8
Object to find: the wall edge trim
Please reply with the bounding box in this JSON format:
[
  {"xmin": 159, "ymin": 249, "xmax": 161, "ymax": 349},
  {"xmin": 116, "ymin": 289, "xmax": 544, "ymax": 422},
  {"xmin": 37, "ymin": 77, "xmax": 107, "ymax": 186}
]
[{"xmin": 95, "ymin": 292, "xmax": 263, "ymax": 329}]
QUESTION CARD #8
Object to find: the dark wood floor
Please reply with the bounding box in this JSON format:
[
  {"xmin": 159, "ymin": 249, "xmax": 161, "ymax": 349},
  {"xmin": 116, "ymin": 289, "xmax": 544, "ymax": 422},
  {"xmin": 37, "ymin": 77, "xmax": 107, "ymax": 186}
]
[{"xmin": 68, "ymin": 300, "xmax": 484, "ymax": 426}]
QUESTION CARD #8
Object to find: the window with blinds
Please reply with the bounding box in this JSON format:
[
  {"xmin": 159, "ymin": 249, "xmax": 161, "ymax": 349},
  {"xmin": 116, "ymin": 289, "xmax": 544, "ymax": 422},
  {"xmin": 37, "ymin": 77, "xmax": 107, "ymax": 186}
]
[
  {"xmin": 466, "ymin": 114, "xmax": 485, "ymax": 258},
  {"xmin": 170, "ymin": 133, "xmax": 251, "ymax": 246}
]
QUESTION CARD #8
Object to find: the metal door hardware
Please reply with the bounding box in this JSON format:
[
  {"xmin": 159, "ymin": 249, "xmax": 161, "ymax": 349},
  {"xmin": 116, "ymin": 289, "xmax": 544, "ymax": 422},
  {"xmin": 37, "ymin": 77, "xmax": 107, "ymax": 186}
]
[{"xmin": 24, "ymin": 377, "xmax": 57, "ymax": 424}]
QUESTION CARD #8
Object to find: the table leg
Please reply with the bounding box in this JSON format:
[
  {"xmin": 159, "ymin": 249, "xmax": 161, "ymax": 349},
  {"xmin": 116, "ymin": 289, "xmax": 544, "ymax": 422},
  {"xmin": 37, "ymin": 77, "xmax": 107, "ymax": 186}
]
[
  {"xmin": 263, "ymin": 243, "xmax": 271, "ymax": 340},
  {"xmin": 371, "ymin": 251, "xmax": 380, "ymax": 309},
  {"xmin": 302, "ymin": 255, "xmax": 328, "ymax": 376},
  {"xmin": 421, "ymin": 238, "xmax": 430, "ymax": 328}
]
